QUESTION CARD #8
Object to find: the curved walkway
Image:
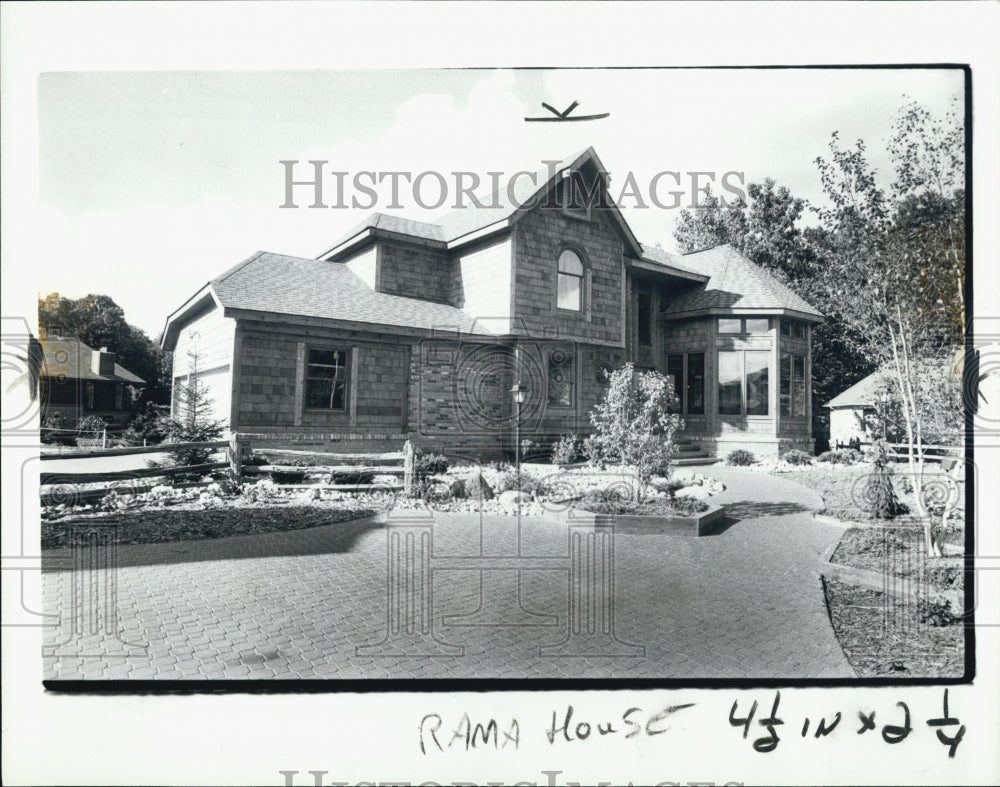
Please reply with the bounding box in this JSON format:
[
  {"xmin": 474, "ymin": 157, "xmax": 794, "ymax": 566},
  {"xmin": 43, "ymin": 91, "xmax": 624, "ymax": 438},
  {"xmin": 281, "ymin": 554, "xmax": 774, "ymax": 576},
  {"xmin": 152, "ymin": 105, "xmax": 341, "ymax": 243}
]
[{"xmin": 42, "ymin": 469, "xmax": 853, "ymax": 680}]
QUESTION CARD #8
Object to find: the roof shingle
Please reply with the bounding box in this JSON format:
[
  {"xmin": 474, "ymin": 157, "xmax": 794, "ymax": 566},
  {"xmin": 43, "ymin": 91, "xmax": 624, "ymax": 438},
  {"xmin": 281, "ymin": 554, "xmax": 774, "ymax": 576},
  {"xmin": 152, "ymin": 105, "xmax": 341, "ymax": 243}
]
[
  {"xmin": 39, "ymin": 338, "xmax": 146, "ymax": 384},
  {"xmin": 211, "ymin": 251, "xmax": 491, "ymax": 334},
  {"xmin": 661, "ymin": 244, "xmax": 822, "ymax": 319},
  {"xmin": 826, "ymin": 371, "xmax": 890, "ymax": 408}
]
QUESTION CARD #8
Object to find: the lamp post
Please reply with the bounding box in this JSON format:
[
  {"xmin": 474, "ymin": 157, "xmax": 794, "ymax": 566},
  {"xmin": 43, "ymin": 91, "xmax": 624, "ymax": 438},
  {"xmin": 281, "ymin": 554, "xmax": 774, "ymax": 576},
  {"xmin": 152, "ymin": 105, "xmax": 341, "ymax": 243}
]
[
  {"xmin": 880, "ymin": 392, "xmax": 890, "ymax": 443},
  {"xmin": 510, "ymin": 382, "xmax": 527, "ymax": 474}
]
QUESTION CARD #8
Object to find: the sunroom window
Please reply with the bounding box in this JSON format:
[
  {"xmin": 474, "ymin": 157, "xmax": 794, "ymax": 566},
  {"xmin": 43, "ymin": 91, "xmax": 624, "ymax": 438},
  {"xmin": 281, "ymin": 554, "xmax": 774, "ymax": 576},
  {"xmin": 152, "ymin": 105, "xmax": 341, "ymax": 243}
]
[{"xmin": 718, "ymin": 350, "xmax": 770, "ymax": 416}]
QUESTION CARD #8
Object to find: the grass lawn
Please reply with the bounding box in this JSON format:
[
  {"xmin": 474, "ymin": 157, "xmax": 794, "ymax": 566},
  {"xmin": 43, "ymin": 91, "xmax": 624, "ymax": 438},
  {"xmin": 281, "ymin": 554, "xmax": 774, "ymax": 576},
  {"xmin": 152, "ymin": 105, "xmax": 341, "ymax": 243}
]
[{"xmin": 41, "ymin": 505, "xmax": 376, "ymax": 549}]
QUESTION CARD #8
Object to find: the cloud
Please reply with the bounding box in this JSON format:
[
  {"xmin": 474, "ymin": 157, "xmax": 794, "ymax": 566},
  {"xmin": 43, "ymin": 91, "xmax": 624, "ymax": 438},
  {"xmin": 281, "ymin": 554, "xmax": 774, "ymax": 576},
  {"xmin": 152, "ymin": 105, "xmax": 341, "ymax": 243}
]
[{"xmin": 24, "ymin": 68, "xmax": 964, "ymax": 336}]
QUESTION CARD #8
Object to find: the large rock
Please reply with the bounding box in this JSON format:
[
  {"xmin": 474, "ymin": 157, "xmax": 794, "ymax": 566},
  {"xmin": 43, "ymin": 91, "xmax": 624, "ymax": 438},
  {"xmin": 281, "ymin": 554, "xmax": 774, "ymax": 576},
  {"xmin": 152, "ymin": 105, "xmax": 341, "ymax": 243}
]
[
  {"xmin": 448, "ymin": 479, "xmax": 468, "ymax": 499},
  {"xmin": 669, "ymin": 468, "xmax": 697, "ymax": 484},
  {"xmin": 462, "ymin": 473, "xmax": 494, "ymax": 500},
  {"xmin": 499, "ymin": 490, "xmax": 531, "ymax": 505},
  {"xmin": 675, "ymin": 485, "xmax": 711, "ymax": 501}
]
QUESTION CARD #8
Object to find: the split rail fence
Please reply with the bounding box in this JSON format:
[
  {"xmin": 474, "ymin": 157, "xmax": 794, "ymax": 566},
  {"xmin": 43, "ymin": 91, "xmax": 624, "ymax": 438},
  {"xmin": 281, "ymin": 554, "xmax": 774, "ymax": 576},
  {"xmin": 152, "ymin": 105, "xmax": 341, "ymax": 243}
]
[{"xmin": 39, "ymin": 434, "xmax": 417, "ymax": 506}]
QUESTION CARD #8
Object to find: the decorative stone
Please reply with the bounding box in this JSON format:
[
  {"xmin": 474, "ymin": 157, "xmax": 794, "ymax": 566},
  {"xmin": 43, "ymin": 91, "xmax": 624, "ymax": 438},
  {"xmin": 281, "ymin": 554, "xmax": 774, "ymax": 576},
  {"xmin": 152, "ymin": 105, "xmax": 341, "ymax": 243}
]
[
  {"xmin": 462, "ymin": 473, "xmax": 494, "ymax": 500},
  {"xmin": 675, "ymin": 485, "xmax": 711, "ymax": 501},
  {"xmin": 499, "ymin": 490, "xmax": 531, "ymax": 505},
  {"xmin": 670, "ymin": 468, "xmax": 697, "ymax": 484}
]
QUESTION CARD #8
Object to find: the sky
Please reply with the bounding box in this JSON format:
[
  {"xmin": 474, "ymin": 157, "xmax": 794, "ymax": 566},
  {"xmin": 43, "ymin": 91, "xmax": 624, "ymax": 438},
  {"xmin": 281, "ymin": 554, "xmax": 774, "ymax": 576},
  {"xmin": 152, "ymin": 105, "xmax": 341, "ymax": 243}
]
[{"xmin": 35, "ymin": 67, "xmax": 963, "ymax": 338}]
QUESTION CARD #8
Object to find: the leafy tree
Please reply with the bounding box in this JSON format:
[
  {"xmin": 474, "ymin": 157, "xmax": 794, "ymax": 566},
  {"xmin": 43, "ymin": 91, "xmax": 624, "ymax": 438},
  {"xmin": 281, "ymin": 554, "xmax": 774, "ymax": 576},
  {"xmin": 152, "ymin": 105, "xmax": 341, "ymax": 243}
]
[
  {"xmin": 38, "ymin": 293, "xmax": 170, "ymax": 404},
  {"xmin": 587, "ymin": 363, "xmax": 682, "ymax": 500},
  {"xmin": 811, "ymin": 102, "xmax": 965, "ymax": 555},
  {"xmin": 672, "ymin": 185, "xmax": 747, "ymax": 253}
]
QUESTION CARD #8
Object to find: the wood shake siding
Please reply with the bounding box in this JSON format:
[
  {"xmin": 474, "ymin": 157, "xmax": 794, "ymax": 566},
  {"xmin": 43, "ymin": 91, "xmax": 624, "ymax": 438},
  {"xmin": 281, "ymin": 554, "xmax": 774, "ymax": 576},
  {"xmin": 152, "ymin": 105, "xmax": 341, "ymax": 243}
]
[
  {"xmin": 235, "ymin": 323, "xmax": 409, "ymax": 431},
  {"xmin": 511, "ymin": 205, "xmax": 624, "ymax": 345},
  {"xmin": 376, "ymin": 240, "xmax": 451, "ymax": 303}
]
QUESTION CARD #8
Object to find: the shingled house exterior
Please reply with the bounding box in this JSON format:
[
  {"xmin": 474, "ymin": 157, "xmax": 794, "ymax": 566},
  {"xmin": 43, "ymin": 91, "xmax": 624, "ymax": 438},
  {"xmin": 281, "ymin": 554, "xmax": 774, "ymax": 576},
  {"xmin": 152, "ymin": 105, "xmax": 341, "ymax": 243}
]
[
  {"xmin": 161, "ymin": 148, "xmax": 823, "ymax": 460},
  {"xmin": 39, "ymin": 337, "xmax": 146, "ymax": 428}
]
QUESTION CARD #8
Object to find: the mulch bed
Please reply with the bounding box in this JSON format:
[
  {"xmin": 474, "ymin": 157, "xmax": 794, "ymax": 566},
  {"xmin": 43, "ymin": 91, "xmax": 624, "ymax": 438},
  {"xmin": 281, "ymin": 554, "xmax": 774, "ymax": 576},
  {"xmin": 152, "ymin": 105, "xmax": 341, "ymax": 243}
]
[
  {"xmin": 831, "ymin": 526, "xmax": 964, "ymax": 589},
  {"xmin": 778, "ymin": 467, "xmax": 966, "ymax": 678},
  {"xmin": 41, "ymin": 506, "xmax": 376, "ymax": 549},
  {"xmin": 823, "ymin": 578, "xmax": 966, "ymax": 678}
]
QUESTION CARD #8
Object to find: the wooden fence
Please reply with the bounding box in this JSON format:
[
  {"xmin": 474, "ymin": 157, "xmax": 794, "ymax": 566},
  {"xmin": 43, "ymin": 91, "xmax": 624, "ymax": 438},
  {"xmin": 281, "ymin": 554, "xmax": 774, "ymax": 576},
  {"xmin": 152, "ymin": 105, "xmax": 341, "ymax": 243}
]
[{"xmin": 39, "ymin": 434, "xmax": 417, "ymax": 501}]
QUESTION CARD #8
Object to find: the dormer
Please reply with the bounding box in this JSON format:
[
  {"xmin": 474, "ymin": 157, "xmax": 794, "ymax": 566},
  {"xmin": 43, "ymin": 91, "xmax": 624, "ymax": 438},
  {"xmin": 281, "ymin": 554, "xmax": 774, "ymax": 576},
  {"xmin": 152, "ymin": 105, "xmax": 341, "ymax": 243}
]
[{"xmin": 320, "ymin": 215, "xmax": 452, "ymax": 304}]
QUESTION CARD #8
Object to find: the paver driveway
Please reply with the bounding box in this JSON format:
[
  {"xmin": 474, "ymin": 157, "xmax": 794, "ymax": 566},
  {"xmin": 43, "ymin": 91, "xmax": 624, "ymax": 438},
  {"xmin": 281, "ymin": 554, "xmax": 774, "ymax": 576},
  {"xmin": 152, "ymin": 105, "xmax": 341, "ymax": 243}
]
[{"xmin": 42, "ymin": 467, "xmax": 854, "ymax": 680}]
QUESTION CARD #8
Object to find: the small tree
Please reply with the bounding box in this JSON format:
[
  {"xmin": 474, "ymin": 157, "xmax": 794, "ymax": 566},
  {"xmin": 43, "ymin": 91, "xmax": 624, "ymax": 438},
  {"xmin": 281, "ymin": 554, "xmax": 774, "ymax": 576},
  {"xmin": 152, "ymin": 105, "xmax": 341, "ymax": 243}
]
[
  {"xmin": 162, "ymin": 349, "xmax": 225, "ymax": 467},
  {"xmin": 865, "ymin": 439, "xmax": 906, "ymax": 519},
  {"xmin": 588, "ymin": 363, "xmax": 682, "ymax": 500}
]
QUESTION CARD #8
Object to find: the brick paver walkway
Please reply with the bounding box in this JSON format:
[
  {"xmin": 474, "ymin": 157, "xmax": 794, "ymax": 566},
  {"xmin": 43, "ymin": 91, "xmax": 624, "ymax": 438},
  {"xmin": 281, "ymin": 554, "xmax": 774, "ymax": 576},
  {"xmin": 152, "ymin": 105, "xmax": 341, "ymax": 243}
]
[{"xmin": 42, "ymin": 467, "xmax": 854, "ymax": 680}]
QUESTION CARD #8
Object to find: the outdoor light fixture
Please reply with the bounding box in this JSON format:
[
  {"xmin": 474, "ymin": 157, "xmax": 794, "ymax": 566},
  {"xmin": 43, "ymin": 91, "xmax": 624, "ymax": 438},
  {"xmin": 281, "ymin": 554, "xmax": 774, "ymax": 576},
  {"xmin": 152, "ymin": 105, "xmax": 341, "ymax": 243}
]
[{"xmin": 511, "ymin": 382, "xmax": 528, "ymax": 473}]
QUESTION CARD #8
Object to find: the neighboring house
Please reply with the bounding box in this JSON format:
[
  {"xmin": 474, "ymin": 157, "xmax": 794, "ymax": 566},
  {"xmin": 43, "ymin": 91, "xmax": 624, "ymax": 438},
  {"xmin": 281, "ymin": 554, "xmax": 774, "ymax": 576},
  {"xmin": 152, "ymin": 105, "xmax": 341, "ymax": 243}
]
[
  {"xmin": 161, "ymin": 147, "xmax": 823, "ymax": 459},
  {"xmin": 825, "ymin": 371, "xmax": 888, "ymax": 449},
  {"xmin": 39, "ymin": 336, "xmax": 146, "ymax": 428}
]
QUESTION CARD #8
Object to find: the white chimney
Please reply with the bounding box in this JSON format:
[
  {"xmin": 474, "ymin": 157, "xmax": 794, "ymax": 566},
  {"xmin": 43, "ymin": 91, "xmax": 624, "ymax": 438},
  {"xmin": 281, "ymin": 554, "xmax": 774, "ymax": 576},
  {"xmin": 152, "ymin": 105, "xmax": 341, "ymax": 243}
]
[{"xmin": 91, "ymin": 347, "xmax": 116, "ymax": 376}]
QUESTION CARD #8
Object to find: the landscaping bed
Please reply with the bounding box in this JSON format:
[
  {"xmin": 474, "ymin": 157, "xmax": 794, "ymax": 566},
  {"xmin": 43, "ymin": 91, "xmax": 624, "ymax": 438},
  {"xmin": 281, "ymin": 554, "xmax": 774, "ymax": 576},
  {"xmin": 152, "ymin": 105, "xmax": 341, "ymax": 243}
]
[
  {"xmin": 783, "ymin": 459, "xmax": 969, "ymax": 679},
  {"xmin": 41, "ymin": 504, "xmax": 377, "ymax": 549},
  {"xmin": 823, "ymin": 578, "xmax": 965, "ymax": 678}
]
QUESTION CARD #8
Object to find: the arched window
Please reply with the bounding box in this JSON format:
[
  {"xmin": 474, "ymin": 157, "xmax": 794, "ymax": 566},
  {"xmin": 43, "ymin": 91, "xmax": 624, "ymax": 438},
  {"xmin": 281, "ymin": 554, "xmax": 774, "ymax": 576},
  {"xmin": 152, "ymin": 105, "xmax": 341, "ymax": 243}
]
[{"xmin": 557, "ymin": 249, "xmax": 584, "ymax": 311}]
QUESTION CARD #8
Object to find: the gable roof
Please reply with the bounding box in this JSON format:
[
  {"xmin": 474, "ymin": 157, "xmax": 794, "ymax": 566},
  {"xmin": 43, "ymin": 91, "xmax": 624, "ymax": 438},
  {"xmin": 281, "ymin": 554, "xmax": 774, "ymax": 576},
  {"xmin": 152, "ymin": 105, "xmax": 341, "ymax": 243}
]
[
  {"xmin": 39, "ymin": 337, "xmax": 146, "ymax": 384},
  {"xmin": 660, "ymin": 244, "xmax": 823, "ymax": 321},
  {"xmin": 826, "ymin": 371, "xmax": 890, "ymax": 408},
  {"xmin": 320, "ymin": 147, "xmax": 644, "ymax": 259},
  {"xmin": 208, "ymin": 251, "xmax": 491, "ymax": 336}
]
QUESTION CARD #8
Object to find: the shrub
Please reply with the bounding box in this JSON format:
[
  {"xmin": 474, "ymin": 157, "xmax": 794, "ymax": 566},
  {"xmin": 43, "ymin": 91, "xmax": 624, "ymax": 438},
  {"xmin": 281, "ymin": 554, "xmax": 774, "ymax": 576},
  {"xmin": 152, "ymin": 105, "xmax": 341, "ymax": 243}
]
[
  {"xmin": 817, "ymin": 448, "xmax": 862, "ymax": 465},
  {"xmin": 123, "ymin": 403, "xmax": 170, "ymax": 445},
  {"xmin": 76, "ymin": 414, "xmax": 109, "ymax": 435},
  {"xmin": 270, "ymin": 470, "xmax": 307, "ymax": 484},
  {"xmin": 328, "ymin": 468, "xmax": 375, "ymax": 485},
  {"xmin": 41, "ymin": 413, "xmax": 75, "ymax": 445},
  {"xmin": 918, "ymin": 596, "xmax": 959, "ymax": 627},
  {"xmin": 577, "ymin": 488, "xmax": 708, "ymax": 516},
  {"xmin": 864, "ymin": 440, "xmax": 908, "ymax": 519},
  {"xmin": 551, "ymin": 434, "xmax": 580, "ymax": 465},
  {"xmin": 581, "ymin": 435, "xmax": 605, "ymax": 467},
  {"xmin": 783, "ymin": 449, "xmax": 813, "ymax": 466},
  {"xmin": 414, "ymin": 452, "xmax": 449, "ymax": 476},
  {"xmin": 726, "ymin": 449, "xmax": 756, "ymax": 466},
  {"xmin": 587, "ymin": 363, "xmax": 682, "ymax": 499}
]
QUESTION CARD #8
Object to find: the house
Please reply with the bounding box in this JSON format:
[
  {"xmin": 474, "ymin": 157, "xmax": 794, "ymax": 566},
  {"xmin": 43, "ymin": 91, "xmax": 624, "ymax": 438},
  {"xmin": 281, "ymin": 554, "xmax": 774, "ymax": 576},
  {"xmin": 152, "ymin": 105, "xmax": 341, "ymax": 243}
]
[
  {"xmin": 39, "ymin": 336, "xmax": 146, "ymax": 428},
  {"xmin": 825, "ymin": 371, "xmax": 889, "ymax": 449},
  {"xmin": 161, "ymin": 147, "xmax": 823, "ymax": 460}
]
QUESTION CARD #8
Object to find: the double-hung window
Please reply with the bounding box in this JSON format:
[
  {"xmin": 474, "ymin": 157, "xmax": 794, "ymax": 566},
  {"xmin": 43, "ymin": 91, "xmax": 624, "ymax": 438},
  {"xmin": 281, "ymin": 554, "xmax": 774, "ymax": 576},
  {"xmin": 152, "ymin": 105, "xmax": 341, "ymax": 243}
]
[{"xmin": 557, "ymin": 249, "xmax": 584, "ymax": 311}]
